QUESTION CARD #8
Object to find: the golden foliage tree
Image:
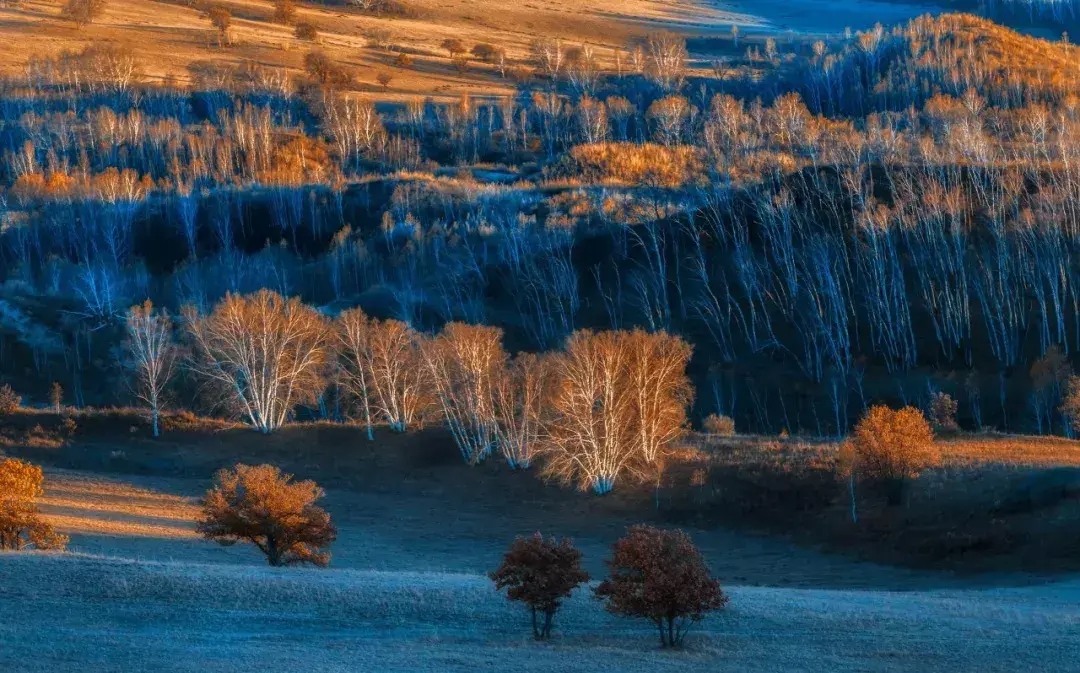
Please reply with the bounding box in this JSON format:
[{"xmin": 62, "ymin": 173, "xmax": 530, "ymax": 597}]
[
  {"xmin": 197, "ymin": 464, "xmax": 336, "ymax": 567},
  {"xmin": 846, "ymin": 405, "xmax": 938, "ymax": 505},
  {"xmin": 184, "ymin": 290, "xmax": 329, "ymax": 434},
  {"xmin": 493, "ymin": 353, "xmax": 552, "ymax": 469},
  {"xmin": 364, "ymin": 318, "xmax": 429, "ymax": 432},
  {"xmin": 0, "ymin": 458, "xmax": 68, "ymax": 551},
  {"xmin": 335, "ymin": 308, "xmax": 377, "ymax": 440}
]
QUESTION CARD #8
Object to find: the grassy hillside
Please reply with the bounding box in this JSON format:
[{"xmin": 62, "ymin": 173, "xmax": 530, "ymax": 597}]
[{"xmin": 0, "ymin": 551, "xmax": 1076, "ymax": 672}]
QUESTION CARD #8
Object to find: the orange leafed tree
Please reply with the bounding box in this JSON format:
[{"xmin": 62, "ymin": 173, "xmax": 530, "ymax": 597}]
[
  {"xmin": 198, "ymin": 463, "xmax": 336, "ymax": 567},
  {"xmin": 0, "ymin": 458, "xmax": 68, "ymax": 552},
  {"xmin": 846, "ymin": 405, "xmax": 939, "ymax": 505},
  {"xmin": 184, "ymin": 290, "xmax": 329, "ymax": 433}
]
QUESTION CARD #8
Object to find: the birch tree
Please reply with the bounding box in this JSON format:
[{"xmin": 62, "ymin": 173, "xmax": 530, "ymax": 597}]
[
  {"xmin": 335, "ymin": 308, "xmax": 376, "ymax": 440},
  {"xmin": 124, "ymin": 300, "xmax": 177, "ymax": 437},
  {"xmin": 184, "ymin": 290, "xmax": 329, "ymax": 433},
  {"xmin": 423, "ymin": 322, "xmax": 506, "ymax": 464}
]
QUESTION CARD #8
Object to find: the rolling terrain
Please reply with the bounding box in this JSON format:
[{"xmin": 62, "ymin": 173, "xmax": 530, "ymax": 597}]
[{"xmin": 0, "ymin": 461, "xmax": 1077, "ymax": 672}]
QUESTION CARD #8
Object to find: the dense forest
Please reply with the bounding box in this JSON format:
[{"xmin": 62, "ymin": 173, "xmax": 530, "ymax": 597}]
[{"xmin": 3, "ymin": 12, "xmax": 1080, "ymax": 439}]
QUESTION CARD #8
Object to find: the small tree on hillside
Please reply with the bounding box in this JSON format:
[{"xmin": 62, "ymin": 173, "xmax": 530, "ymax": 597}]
[
  {"xmin": 845, "ymin": 405, "xmax": 938, "ymax": 506},
  {"xmin": 490, "ymin": 533, "xmax": 589, "ymax": 640},
  {"xmin": 441, "ymin": 38, "xmax": 466, "ymax": 59},
  {"xmin": 50, "ymin": 382, "xmax": 64, "ymax": 414},
  {"xmin": 205, "ymin": 5, "xmax": 232, "ymax": 47},
  {"xmin": 295, "ymin": 22, "xmax": 318, "ymax": 42},
  {"xmin": 1061, "ymin": 374, "xmax": 1080, "ymax": 434},
  {"xmin": 197, "ymin": 464, "xmax": 337, "ymax": 567},
  {"xmin": 124, "ymin": 301, "xmax": 176, "ymax": 438},
  {"xmin": 273, "ymin": 0, "xmax": 296, "ymax": 25},
  {"xmin": 0, "ymin": 384, "xmax": 20, "ymax": 415},
  {"xmin": 595, "ymin": 525, "xmax": 727, "ymax": 647},
  {"xmin": 0, "ymin": 458, "xmax": 68, "ymax": 551},
  {"xmin": 304, "ymin": 50, "xmax": 353, "ymax": 88},
  {"xmin": 61, "ymin": 0, "xmax": 107, "ymax": 27},
  {"xmin": 928, "ymin": 392, "xmax": 959, "ymax": 433},
  {"xmin": 643, "ymin": 32, "xmax": 687, "ymax": 92}
]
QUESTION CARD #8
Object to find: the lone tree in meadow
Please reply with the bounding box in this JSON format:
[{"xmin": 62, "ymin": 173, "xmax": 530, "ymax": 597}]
[
  {"xmin": 61, "ymin": 0, "xmax": 107, "ymax": 27},
  {"xmin": 0, "ymin": 458, "xmax": 68, "ymax": 552},
  {"xmin": 845, "ymin": 405, "xmax": 939, "ymax": 506},
  {"xmin": 490, "ymin": 533, "xmax": 589, "ymax": 640},
  {"xmin": 441, "ymin": 38, "xmax": 466, "ymax": 59},
  {"xmin": 205, "ymin": 5, "xmax": 232, "ymax": 47},
  {"xmin": 595, "ymin": 525, "xmax": 727, "ymax": 648},
  {"xmin": 197, "ymin": 464, "xmax": 337, "ymax": 567}
]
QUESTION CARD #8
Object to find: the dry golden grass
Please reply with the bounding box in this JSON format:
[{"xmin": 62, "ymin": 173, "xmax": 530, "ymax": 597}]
[
  {"xmin": 0, "ymin": 0, "xmax": 730, "ymax": 101},
  {"xmin": 554, "ymin": 143, "xmax": 705, "ymax": 188},
  {"xmin": 38, "ymin": 470, "xmax": 200, "ymax": 540},
  {"xmin": 938, "ymin": 433, "xmax": 1080, "ymax": 468}
]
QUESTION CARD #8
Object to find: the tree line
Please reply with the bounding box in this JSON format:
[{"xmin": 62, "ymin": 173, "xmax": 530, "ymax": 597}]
[{"xmin": 125, "ymin": 290, "xmax": 693, "ymax": 494}]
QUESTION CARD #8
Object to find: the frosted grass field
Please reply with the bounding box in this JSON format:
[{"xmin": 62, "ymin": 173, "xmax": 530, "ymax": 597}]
[{"xmin": 1, "ymin": 551, "xmax": 1076, "ymax": 673}]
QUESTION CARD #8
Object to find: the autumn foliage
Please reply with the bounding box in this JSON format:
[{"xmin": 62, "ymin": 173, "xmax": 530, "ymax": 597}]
[
  {"xmin": 197, "ymin": 463, "xmax": 337, "ymax": 567},
  {"xmin": 594, "ymin": 525, "xmax": 727, "ymax": 647},
  {"xmin": 0, "ymin": 458, "xmax": 68, "ymax": 552},
  {"xmin": 490, "ymin": 533, "xmax": 589, "ymax": 640},
  {"xmin": 846, "ymin": 406, "xmax": 939, "ymax": 504}
]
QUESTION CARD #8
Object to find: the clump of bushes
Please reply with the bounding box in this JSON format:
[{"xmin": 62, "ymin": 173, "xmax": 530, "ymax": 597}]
[
  {"xmin": 0, "ymin": 385, "xmax": 20, "ymax": 415},
  {"xmin": 703, "ymin": 413, "xmax": 736, "ymax": 438},
  {"xmin": 294, "ymin": 22, "xmax": 318, "ymax": 42},
  {"xmin": 929, "ymin": 392, "xmax": 959, "ymax": 433}
]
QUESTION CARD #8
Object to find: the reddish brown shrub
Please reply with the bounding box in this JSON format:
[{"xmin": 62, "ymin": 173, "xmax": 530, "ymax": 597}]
[
  {"xmin": 489, "ymin": 533, "xmax": 589, "ymax": 639},
  {"xmin": 595, "ymin": 525, "xmax": 727, "ymax": 647}
]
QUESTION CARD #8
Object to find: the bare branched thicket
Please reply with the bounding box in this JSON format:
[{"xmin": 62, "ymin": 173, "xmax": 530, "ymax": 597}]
[
  {"xmin": 184, "ymin": 291, "xmax": 329, "ymax": 433},
  {"xmin": 422, "ymin": 323, "xmax": 506, "ymax": 464},
  {"xmin": 0, "ymin": 458, "xmax": 68, "ymax": 552},
  {"xmin": 198, "ymin": 463, "xmax": 336, "ymax": 566},
  {"xmin": 493, "ymin": 354, "xmax": 551, "ymax": 469}
]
